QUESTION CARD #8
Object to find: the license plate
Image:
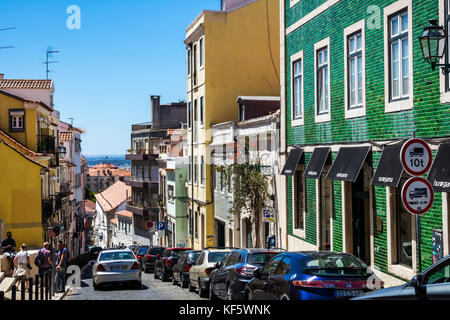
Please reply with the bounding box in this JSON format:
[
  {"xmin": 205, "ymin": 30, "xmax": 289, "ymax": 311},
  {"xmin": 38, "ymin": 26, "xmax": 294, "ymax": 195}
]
[
  {"xmin": 111, "ymin": 266, "xmax": 126, "ymax": 271},
  {"xmin": 335, "ymin": 290, "xmax": 363, "ymax": 297}
]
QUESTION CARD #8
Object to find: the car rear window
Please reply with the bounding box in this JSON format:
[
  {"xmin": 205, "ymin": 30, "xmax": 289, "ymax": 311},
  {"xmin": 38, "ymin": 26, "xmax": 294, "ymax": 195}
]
[
  {"xmin": 171, "ymin": 249, "xmax": 187, "ymax": 256},
  {"xmin": 149, "ymin": 248, "xmax": 164, "ymax": 255},
  {"xmin": 100, "ymin": 252, "xmax": 135, "ymax": 261},
  {"xmin": 208, "ymin": 252, "xmax": 230, "ymax": 263},
  {"xmin": 301, "ymin": 253, "xmax": 370, "ymax": 277},
  {"xmin": 247, "ymin": 252, "xmax": 280, "ymax": 265}
]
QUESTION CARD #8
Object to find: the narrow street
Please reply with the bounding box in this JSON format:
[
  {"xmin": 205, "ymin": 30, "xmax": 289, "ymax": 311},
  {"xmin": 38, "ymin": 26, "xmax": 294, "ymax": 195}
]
[{"xmin": 65, "ymin": 263, "xmax": 207, "ymax": 301}]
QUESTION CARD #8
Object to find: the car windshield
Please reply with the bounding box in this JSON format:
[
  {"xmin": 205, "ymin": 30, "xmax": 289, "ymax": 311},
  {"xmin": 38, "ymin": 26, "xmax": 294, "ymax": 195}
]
[
  {"xmin": 208, "ymin": 252, "xmax": 230, "ymax": 263},
  {"xmin": 301, "ymin": 253, "xmax": 370, "ymax": 277},
  {"xmin": 149, "ymin": 248, "xmax": 164, "ymax": 255},
  {"xmin": 137, "ymin": 247, "xmax": 148, "ymax": 255},
  {"xmin": 247, "ymin": 252, "xmax": 280, "ymax": 265},
  {"xmin": 99, "ymin": 252, "xmax": 135, "ymax": 261},
  {"xmin": 171, "ymin": 249, "xmax": 186, "ymax": 257},
  {"xmin": 189, "ymin": 252, "xmax": 201, "ymax": 261}
]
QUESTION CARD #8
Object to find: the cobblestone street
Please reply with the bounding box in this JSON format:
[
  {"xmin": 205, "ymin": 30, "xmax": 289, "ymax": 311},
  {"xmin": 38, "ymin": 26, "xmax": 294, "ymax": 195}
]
[{"xmin": 65, "ymin": 264, "xmax": 207, "ymax": 301}]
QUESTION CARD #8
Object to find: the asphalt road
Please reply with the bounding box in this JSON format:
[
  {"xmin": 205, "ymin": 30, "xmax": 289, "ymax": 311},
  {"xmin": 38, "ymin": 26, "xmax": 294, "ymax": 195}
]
[{"xmin": 65, "ymin": 263, "xmax": 207, "ymax": 300}]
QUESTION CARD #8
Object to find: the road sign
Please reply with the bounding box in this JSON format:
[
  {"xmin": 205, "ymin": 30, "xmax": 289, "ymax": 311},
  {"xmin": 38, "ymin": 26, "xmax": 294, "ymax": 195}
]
[
  {"xmin": 263, "ymin": 209, "xmax": 275, "ymax": 222},
  {"xmin": 156, "ymin": 222, "xmax": 166, "ymax": 231},
  {"xmin": 401, "ymin": 177, "xmax": 434, "ymax": 215},
  {"xmin": 145, "ymin": 221, "xmax": 154, "ymax": 229},
  {"xmin": 400, "ymin": 138, "xmax": 432, "ymax": 176}
]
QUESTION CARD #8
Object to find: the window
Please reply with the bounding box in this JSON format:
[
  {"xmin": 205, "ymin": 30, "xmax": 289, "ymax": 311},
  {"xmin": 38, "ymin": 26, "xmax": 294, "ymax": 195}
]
[
  {"xmin": 193, "ymin": 44, "xmax": 198, "ymax": 85},
  {"xmin": 292, "ymin": 59, "xmax": 303, "ymax": 119},
  {"xmin": 194, "ymin": 99, "xmax": 198, "ymax": 142},
  {"xmin": 317, "ymin": 47, "xmax": 329, "ymax": 115},
  {"xmin": 396, "ymin": 178, "xmax": 413, "ymax": 268},
  {"xmin": 294, "ymin": 170, "xmax": 305, "ymax": 231},
  {"xmin": 389, "ymin": 11, "xmax": 409, "ymax": 101},
  {"xmin": 187, "ymin": 48, "xmax": 192, "ymax": 76},
  {"xmin": 194, "ymin": 157, "xmax": 198, "ymax": 184},
  {"xmin": 199, "ymin": 38, "xmax": 204, "ymax": 67},
  {"xmin": 9, "ymin": 109, "xmax": 25, "ymax": 132},
  {"xmin": 168, "ymin": 185, "xmax": 174, "ymax": 203},
  {"xmin": 200, "ymin": 156, "xmax": 205, "ymax": 185},
  {"xmin": 424, "ymin": 261, "xmax": 450, "ymax": 285},
  {"xmin": 188, "ymin": 102, "xmax": 192, "ymax": 129},
  {"xmin": 188, "ymin": 162, "xmax": 192, "ymax": 183},
  {"xmin": 348, "ymin": 32, "xmax": 363, "ymax": 109},
  {"xmin": 261, "ymin": 256, "xmax": 283, "ymax": 277},
  {"xmin": 195, "ymin": 211, "xmax": 198, "ymax": 239},
  {"xmin": 189, "ymin": 209, "xmax": 193, "ymax": 236},
  {"xmin": 200, "ymin": 96, "xmax": 204, "ymax": 126}
]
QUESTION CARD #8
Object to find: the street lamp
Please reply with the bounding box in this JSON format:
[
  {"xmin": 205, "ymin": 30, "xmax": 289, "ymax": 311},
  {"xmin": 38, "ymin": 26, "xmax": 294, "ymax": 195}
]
[{"xmin": 419, "ymin": 20, "xmax": 450, "ymax": 74}]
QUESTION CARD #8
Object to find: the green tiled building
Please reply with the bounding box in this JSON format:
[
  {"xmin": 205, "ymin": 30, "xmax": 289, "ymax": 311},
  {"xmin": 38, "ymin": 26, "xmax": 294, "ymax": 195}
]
[{"xmin": 280, "ymin": 0, "xmax": 450, "ymax": 285}]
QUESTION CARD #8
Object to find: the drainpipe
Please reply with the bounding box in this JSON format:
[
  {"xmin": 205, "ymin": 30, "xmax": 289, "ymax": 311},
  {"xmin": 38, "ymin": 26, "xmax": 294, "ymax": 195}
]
[{"xmin": 188, "ymin": 42, "xmax": 195, "ymax": 248}]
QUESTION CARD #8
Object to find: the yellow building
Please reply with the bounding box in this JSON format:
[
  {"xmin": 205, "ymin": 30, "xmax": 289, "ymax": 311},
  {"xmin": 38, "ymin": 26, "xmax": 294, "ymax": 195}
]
[
  {"xmin": 0, "ymin": 82, "xmax": 60, "ymax": 247},
  {"xmin": 184, "ymin": 0, "xmax": 280, "ymax": 249}
]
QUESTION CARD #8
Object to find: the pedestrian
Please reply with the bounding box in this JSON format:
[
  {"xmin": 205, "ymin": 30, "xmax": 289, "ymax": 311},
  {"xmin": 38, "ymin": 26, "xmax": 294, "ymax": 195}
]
[
  {"xmin": 13, "ymin": 244, "xmax": 31, "ymax": 291},
  {"xmin": 55, "ymin": 240, "xmax": 68, "ymax": 293},
  {"xmin": 1, "ymin": 231, "xmax": 17, "ymax": 274},
  {"xmin": 36, "ymin": 242, "xmax": 52, "ymax": 284}
]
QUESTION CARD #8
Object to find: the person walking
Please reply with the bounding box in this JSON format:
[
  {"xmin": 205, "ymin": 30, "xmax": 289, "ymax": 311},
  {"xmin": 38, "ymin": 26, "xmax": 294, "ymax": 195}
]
[
  {"xmin": 55, "ymin": 241, "xmax": 68, "ymax": 293},
  {"xmin": 13, "ymin": 244, "xmax": 31, "ymax": 291},
  {"xmin": 1, "ymin": 231, "xmax": 17, "ymax": 273},
  {"xmin": 36, "ymin": 242, "xmax": 52, "ymax": 284}
]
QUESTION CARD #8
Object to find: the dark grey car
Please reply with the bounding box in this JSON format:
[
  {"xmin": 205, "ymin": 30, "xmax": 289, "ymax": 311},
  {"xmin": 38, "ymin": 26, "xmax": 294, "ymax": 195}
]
[{"xmin": 353, "ymin": 255, "xmax": 450, "ymax": 300}]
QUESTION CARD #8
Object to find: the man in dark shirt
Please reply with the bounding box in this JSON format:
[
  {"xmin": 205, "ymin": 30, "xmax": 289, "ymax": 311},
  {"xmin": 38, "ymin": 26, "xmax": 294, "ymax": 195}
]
[{"xmin": 1, "ymin": 231, "xmax": 17, "ymax": 272}]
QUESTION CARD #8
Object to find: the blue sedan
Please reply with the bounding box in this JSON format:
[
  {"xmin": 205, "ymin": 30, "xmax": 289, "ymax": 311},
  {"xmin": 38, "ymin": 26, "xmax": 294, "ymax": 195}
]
[{"xmin": 245, "ymin": 251, "xmax": 382, "ymax": 300}]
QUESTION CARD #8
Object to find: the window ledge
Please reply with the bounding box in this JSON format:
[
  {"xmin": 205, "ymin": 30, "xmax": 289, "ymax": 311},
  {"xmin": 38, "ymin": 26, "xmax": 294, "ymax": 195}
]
[
  {"xmin": 385, "ymin": 98, "xmax": 413, "ymax": 113},
  {"xmin": 315, "ymin": 112, "xmax": 331, "ymax": 123},
  {"xmin": 441, "ymin": 91, "xmax": 450, "ymax": 104},
  {"xmin": 388, "ymin": 264, "xmax": 415, "ymax": 281},
  {"xmin": 291, "ymin": 117, "xmax": 304, "ymax": 127},
  {"xmin": 293, "ymin": 228, "xmax": 305, "ymax": 239},
  {"xmin": 345, "ymin": 106, "xmax": 366, "ymax": 119}
]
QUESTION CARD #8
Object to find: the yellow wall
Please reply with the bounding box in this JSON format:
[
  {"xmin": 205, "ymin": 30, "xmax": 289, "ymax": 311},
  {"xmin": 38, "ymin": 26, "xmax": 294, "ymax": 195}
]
[{"xmin": 0, "ymin": 142, "xmax": 43, "ymax": 247}]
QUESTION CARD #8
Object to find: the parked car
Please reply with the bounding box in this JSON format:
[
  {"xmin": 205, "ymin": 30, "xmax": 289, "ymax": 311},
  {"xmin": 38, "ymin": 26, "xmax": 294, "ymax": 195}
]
[
  {"xmin": 92, "ymin": 249, "xmax": 141, "ymax": 290},
  {"xmin": 142, "ymin": 246, "xmax": 166, "ymax": 273},
  {"xmin": 353, "ymin": 255, "xmax": 450, "ymax": 300},
  {"xmin": 246, "ymin": 251, "xmax": 380, "ymax": 300},
  {"xmin": 208, "ymin": 248, "xmax": 284, "ymax": 300},
  {"xmin": 172, "ymin": 250, "xmax": 202, "ymax": 288},
  {"xmin": 88, "ymin": 246, "xmax": 102, "ymax": 261},
  {"xmin": 135, "ymin": 245, "xmax": 150, "ymax": 266},
  {"xmin": 189, "ymin": 248, "xmax": 231, "ymax": 297},
  {"xmin": 154, "ymin": 247, "xmax": 193, "ymax": 282}
]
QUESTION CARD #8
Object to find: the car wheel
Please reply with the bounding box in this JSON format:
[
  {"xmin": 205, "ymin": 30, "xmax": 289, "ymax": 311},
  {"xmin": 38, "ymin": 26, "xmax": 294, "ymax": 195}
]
[
  {"xmin": 181, "ymin": 275, "xmax": 188, "ymax": 289},
  {"xmin": 198, "ymin": 280, "xmax": 208, "ymax": 298},
  {"xmin": 134, "ymin": 281, "xmax": 142, "ymax": 290},
  {"xmin": 93, "ymin": 281, "xmax": 99, "ymax": 291},
  {"xmin": 226, "ymin": 284, "xmax": 233, "ymax": 301},
  {"xmin": 209, "ymin": 282, "xmax": 217, "ymax": 300},
  {"xmin": 188, "ymin": 280, "xmax": 195, "ymax": 292},
  {"xmin": 154, "ymin": 268, "xmax": 159, "ymax": 280}
]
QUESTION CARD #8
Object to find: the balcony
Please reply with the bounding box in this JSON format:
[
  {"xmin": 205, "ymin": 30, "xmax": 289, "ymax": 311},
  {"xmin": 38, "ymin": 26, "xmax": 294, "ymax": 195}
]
[
  {"xmin": 37, "ymin": 135, "xmax": 57, "ymax": 155},
  {"xmin": 131, "ymin": 122, "xmax": 152, "ymax": 131},
  {"xmin": 59, "ymin": 182, "xmax": 72, "ymax": 196},
  {"xmin": 126, "ymin": 176, "xmax": 158, "ymax": 189},
  {"xmin": 42, "ymin": 198, "xmax": 54, "ymax": 224},
  {"xmin": 126, "ymin": 201, "xmax": 159, "ymax": 218},
  {"xmin": 125, "ymin": 149, "xmax": 158, "ymax": 161}
]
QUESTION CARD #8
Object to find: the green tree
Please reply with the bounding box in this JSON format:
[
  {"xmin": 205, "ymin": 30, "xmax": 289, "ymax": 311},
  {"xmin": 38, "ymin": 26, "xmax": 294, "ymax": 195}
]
[{"xmin": 84, "ymin": 186, "xmax": 96, "ymax": 202}]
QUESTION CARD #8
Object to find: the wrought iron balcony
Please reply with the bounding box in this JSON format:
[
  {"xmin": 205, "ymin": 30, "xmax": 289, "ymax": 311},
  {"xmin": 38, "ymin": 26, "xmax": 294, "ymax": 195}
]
[
  {"xmin": 37, "ymin": 135, "xmax": 57, "ymax": 155},
  {"xmin": 42, "ymin": 198, "xmax": 54, "ymax": 224}
]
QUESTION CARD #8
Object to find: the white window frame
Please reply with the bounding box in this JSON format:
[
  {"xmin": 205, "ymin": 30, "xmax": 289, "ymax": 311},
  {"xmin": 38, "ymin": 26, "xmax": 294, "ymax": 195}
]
[
  {"xmin": 11, "ymin": 115, "xmax": 24, "ymax": 129},
  {"xmin": 314, "ymin": 37, "xmax": 331, "ymax": 123},
  {"xmin": 290, "ymin": 50, "xmax": 304, "ymax": 127},
  {"xmin": 199, "ymin": 37, "xmax": 204, "ymax": 68},
  {"xmin": 200, "ymin": 156, "xmax": 205, "ymax": 186},
  {"xmin": 344, "ymin": 20, "xmax": 366, "ymax": 119},
  {"xmin": 187, "ymin": 48, "xmax": 192, "ymax": 76},
  {"xmin": 384, "ymin": 0, "xmax": 413, "ymax": 113},
  {"xmin": 439, "ymin": 0, "xmax": 450, "ymax": 103},
  {"xmin": 289, "ymin": 0, "xmax": 301, "ymax": 8},
  {"xmin": 200, "ymin": 96, "xmax": 205, "ymax": 127}
]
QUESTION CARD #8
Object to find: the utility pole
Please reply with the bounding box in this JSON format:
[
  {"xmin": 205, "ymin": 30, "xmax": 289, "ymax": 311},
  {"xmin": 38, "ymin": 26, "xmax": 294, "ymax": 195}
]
[{"xmin": 45, "ymin": 48, "xmax": 60, "ymax": 79}]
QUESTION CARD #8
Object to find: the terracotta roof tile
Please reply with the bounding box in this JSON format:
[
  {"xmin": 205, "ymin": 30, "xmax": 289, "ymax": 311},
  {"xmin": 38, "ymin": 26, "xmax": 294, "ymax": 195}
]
[
  {"xmin": 60, "ymin": 132, "xmax": 72, "ymax": 142},
  {"xmin": 0, "ymin": 79, "xmax": 53, "ymax": 89},
  {"xmin": 83, "ymin": 200, "xmax": 96, "ymax": 213},
  {"xmin": 111, "ymin": 218, "xmax": 118, "ymax": 225},
  {"xmin": 94, "ymin": 180, "xmax": 131, "ymax": 212},
  {"xmin": 116, "ymin": 210, "xmax": 133, "ymax": 218}
]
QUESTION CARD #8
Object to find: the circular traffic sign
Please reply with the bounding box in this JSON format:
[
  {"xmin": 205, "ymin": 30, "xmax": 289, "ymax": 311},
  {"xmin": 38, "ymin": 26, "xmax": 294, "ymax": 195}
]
[
  {"xmin": 401, "ymin": 177, "xmax": 434, "ymax": 215},
  {"xmin": 146, "ymin": 220, "xmax": 154, "ymax": 229},
  {"xmin": 400, "ymin": 138, "xmax": 432, "ymax": 176}
]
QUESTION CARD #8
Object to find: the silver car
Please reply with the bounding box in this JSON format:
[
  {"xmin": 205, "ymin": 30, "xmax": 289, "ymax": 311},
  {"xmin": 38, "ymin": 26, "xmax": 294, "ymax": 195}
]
[{"xmin": 93, "ymin": 249, "xmax": 142, "ymax": 290}]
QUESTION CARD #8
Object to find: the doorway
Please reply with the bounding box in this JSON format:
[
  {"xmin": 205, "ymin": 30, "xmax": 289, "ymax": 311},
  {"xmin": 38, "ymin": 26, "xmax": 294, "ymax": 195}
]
[
  {"xmin": 319, "ymin": 173, "xmax": 332, "ymax": 251},
  {"xmin": 244, "ymin": 218, "xmax": 252, "ymax": 248},
  {"xmin": 351, "ymin": 171, "xmax": 370, "ymax": 264},
  {"xmin": 201, "ymin": 214, "xmax": 205, "ymax": 249},
  {"xmin": 217, "ymin": 220, "xmax": 225, "ymax": 248}
]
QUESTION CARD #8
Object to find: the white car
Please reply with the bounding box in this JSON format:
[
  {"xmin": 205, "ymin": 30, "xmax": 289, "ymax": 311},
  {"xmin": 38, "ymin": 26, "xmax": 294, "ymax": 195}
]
[
  {"xmin": 189, "ymin": 248, "xmax": 231, "ymax": 297},
  {"xmin": 92, "ymin": 249, "xmax": 142, "ymax": 290}
]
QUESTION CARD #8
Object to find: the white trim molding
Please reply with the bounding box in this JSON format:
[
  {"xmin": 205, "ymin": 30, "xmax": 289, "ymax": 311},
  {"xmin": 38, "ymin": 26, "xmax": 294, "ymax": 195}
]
[
  {"xmin": 383, "ymin": 0, "xmax": 414, "ymax": 113},
  {"xmin": 344, "ymin": 19, "xmax": 366, "ymax": 119},
  {"xmin": 439, "ymin": 0, "xmax": 450, "ymax": 104},
  {"xmin": 314, "ymin": 37, "xmax": 331, "ymax": 123},
  {"xmin": 290, "ymin": 50, "xmax": 305, "ymax": 127}
]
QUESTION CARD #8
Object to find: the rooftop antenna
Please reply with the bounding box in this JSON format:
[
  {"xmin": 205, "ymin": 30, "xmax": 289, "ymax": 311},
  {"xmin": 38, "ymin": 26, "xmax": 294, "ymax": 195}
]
[
  {"xmin": 0, "ymin": 27, "xmax": 17, "ymax": 50},
  {"xmin": 68, "ymin": 117, "xmax": 74, "ymax": 127},
  {"xmin": 44, "ymin": 47, "xmax": 60, "ymax": 79}
]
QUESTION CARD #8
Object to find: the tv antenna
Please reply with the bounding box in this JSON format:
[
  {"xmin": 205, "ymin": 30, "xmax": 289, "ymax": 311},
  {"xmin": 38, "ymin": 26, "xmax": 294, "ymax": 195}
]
[
  {"xmin": 44, "ymin": 47, "xmax": 60, "ymax": 79},
  {"xmin": 68, "ymin": 117, "xmax": 74, "ymax": 127},
  {"xmin": 0, "ymin": 27, "xmax": 17, "ymax": 50}
]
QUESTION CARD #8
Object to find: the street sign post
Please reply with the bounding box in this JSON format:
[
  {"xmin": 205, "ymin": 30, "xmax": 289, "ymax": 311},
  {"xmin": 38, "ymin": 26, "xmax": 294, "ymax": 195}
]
[
  {"xmin": 156, "ymin": 222, "xmax": 166, "ymax": 231},
  {"xmin": 145, "ymin": 221, "xmax": 154, "ymax": 230},
  {"xmin": 400, "ymin": 138, "xmax": 432, "ymax": 176},
  {"xmin": 263, "ymin": 209, "xmax": 275, "ymax": 222},
  {"xmin": 400, "ymin": 138, "xmax": 434, "ymax": 273}
]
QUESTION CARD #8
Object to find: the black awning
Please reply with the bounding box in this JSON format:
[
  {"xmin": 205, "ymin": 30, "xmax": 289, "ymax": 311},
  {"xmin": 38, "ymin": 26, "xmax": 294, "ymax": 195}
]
[
  {"xmin": 304, "ymin": 147, "xmax": 331, "ymax": 179},
  {"xmin": 371, "ymin": 144, "xmax": 404, "ymax": 187},
  {"xmin": 281, "ymin": 148, "xmax": 303, "ymax": 176},
  {"xmin": 427, "ymin": 143, "xmax": 450, "ymax": 192},
  {"xmin": 326, "ymin": 146, "xmax": 370, "ymax": 182}
]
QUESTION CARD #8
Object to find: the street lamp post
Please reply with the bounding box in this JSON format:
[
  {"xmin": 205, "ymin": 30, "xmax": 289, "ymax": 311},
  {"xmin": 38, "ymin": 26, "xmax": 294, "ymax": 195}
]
[{"xmin": 419, "ymin": 20, "xmax": 450, "ymax": 74}]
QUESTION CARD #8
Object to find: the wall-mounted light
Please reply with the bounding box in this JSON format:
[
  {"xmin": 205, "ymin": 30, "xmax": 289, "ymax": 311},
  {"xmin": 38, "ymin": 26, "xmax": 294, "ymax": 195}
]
[{"xmin": 419, "ymin": 20, "xmax": 450, "ymax": 74}]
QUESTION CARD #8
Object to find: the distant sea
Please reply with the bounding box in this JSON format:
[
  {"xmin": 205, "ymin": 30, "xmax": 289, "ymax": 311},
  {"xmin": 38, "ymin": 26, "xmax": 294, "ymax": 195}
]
[{"xmin": 84, "ymin": 155, "xmax": 130, "ymax": 169}]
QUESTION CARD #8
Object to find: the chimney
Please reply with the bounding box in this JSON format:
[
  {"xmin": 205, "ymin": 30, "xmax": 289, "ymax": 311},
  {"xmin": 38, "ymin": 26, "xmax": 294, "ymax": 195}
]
[{"xmin": 151, "ymin": 95, "xmax": 161, "ymax": 129}]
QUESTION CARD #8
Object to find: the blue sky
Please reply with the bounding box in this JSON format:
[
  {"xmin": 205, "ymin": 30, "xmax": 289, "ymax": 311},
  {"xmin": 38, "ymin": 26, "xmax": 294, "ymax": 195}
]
[{"xmin": 0, "ymin": 0, "xmax": 219, "ymax": 155}]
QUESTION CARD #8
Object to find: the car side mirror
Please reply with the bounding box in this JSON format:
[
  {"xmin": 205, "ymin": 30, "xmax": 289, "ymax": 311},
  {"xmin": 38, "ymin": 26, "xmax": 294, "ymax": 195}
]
[
  {"xmin": 156, "ymin": 254, "xmax": 160, "ymax": 259},
  {"xmin": 412, "ymin": 274, "xmax": 424, "ymax": 289},
  {"xmin": 253, "ymin": 269, "xmax": 262, "ymax": 279}
]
